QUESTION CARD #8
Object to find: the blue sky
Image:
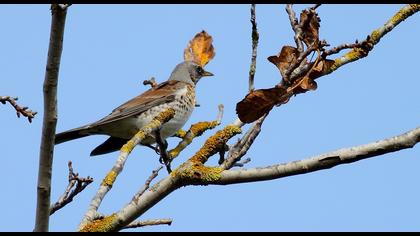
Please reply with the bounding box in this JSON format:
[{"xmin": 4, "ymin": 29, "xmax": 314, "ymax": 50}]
[{"xmin": 1, "ymin": 4, "xmax": 419, "ymax": 232}]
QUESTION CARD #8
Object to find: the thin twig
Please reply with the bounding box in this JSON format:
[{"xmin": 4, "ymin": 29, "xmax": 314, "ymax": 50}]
[
  {"xmin": 143, "ymin": 77, "xmax": 158, "ymax": 89},
  {"xmin": 232, "ymin": 157, "xmax": 251, "ymax": 167},
  {"xmin": 311, "ymin": 4, "xmax": 321, "ymax": 10},
  {"xmin": 0, "ymin": 96, "xmax": 37, "ymax": 123},
  {"xmin": 123, "ymin": 218, "xmax": 172, "ymax": 229},
  {"xmin": 50, "ymin": 161, "xmax": 93, "ymax": 215},
  {"xmin": 248, "ymin": 4, "xmax": 259, "ymax": 92},
  {"xmin": 286, "ymin": 4, "xmax": 304, "ymax": 53},
  {"xmin": 322, "ymin": 40, "xmax": 363, "ymax": 57},
  {"xmin": 222, "ymin": 114, "xmax": 267, "ymax": 170},
  {"xmin": 132, "ymin": 166, "xmax": 163, "ymax": 203}
]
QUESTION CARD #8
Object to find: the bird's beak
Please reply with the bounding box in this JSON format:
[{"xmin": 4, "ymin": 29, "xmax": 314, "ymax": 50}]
[{"xmin": 202, "ymin": 70, "xmax": 214, "ymax": 77}]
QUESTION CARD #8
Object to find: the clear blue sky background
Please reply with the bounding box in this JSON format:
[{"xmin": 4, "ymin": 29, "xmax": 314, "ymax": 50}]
[{"xmin": 1, "ymin": 4, "xmax": 419, "ymax": 232}]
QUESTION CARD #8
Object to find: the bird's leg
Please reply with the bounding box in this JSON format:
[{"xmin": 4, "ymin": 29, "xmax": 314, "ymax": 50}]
[
  {"xmin": 218, "ymin": 143, "xmax": 230, "ymax": 165},
  {"xmin": 154, "ymin": 129, "xmax": 172, "ymax": 173},
  {"xmin": 143, "ymin": 143, "xmax": 160, "ymax": 155}
]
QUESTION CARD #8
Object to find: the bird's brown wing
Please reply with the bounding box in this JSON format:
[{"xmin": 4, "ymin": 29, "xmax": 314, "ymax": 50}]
[{"xmin": 90, "ymin": 80, "xmax": 186, "ymax": 127}]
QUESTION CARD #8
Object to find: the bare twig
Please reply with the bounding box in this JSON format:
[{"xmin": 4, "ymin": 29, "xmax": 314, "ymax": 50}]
[
  {"xmin": 50, "ymin": 161, "xmax": 93, "ymax": 215},
  {"xmin": 0, "ymin": 96, "xmax": 37, "ymax": 123},
  {"xmin": 222, "ymin": 114, "xmax": 267, "ymax": 170},
  {"xmin": 143, "ymin": 77, "xmax": 158, "ymax": 89},
  {"xmin": 232, "ymin": 157, "xmax": 251, "ymax": 167},
  {"xmin": 123, "ymin": 218, "xmax": 172, "ymax": 229},
  {"xmin": 322, "ymin": 40, "xmax": 363, "ymax": 57},
  {"xmin": 311, "ymin": 4, "xmax": 321, "ymax": 10},
  {"xmin": 248, "ymin": 4, "xmax": 259, "ymax": 92},
  {"xmin": 132, "ymin": 166, "xmax": 163, "ymax": 203},
  {"xmin": 35, "ymin": 4, "xmax": 68, "ymax": 232},
  {"xmin": 286, "ymin": 4, "xmax": 304, "ymax": 53}
]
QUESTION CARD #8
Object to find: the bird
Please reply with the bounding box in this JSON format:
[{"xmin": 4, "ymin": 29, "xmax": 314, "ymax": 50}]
[{"xmin": 55, "ymin": 61, "xmax": 213, "ymax": 157}]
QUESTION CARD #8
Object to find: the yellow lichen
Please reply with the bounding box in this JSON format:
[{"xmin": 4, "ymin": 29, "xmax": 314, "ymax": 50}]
[
  {"xmin": 120, "ymin": 140, "xmax": 136, "ymax": 154},
  {"xmin": 168, "ymin": 120, "xmax": 220, "ymax": 160},
  {"xmin": 190, "ymin": 125, "xmax": 242, "ymax": 164},
  {"xmin": 79, "ymin": 214, "xmax": 117, "ymax": 232},
  {"xmin": 190, "ymin": 121, "xmax": 219, "ymax": 136},
  {"xmin": 102, "ymin": 170, "xmax": 117, "ymax": 187},
  {"xmin": 172, "ymin": 162, "xmax": 223, "ymax": 183},
  {"xmin": 174, "ymin": 129, "xmax": 187, "ymax": 138}
]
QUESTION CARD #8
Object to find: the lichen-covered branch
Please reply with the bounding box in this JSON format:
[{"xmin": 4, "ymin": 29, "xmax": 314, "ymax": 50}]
[
  {"xmin": 168, "ymin": 104, "xmax": 224, "ymax": 161},
  {"xmin": 214, "ymin": 126, "xmax": 420, "ymax": 185},
  {"xmin": 0, "ymin": 96, "xmax": 37, "ymax": 123},
  {"xmin": 325, "ymin": 4, "xmax": 420, "ymax": 75},
  {"xmin": 34, "ymin": 4, "xmax": 68, "ymax": 232},
  {"xmin": 78, "ymin": 109, "xmax": 175, "ymax": 230},
  {"xmin": 50, "ymin": 161, "xmax": 93, "ymax": 215}
]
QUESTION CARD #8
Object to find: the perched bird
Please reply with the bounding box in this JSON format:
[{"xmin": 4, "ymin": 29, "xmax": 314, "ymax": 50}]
[{"xmin": 55, "ymin": 61, "xmax": 213, "ymax": 156}]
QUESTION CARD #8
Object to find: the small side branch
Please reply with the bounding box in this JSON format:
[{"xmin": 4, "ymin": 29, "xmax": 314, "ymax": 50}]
[
  {"xmin": 122, "ymin": 218, "xmax": 173, "ymax": 230},
  {"xmin": 222, "ymin": 114, "xmax": 267, "ymax": 170},
  {"xmin": 50, "ymin": 161, "xmax": 93, "ymax": 215},
  {"xmin": 248, "ymin": 4, "xmax": 259, "ymax": 92},
  {"xmin": 0, "ymin": 96, "xmax": 37, "ymax": 123},
  {"xmin": 286, "ymin": 4, "xmax": 304, "ymax": 53},
  {"xmin": 143, "ymin": 77, "xmax": 158, "ymax": 89},
  {"xmin": 132, "ymin": 166, "xmax": 163, "ymax": 202},
  {"xmin": 325, "ymin": 4, "xmax": 420, "ymax": 75}
]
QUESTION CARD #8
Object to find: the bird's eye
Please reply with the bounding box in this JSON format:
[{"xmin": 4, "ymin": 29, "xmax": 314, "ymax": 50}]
[{"xmin": 197, "ymin": 67, "xmax": 204, "ymax": 74}]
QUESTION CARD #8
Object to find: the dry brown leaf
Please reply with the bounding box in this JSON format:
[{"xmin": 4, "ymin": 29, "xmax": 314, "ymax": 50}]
[
  {"xmin": 183, "ymin": 30, "xmax": 215, "ymax": 67},
  {"xmin": 267, "ymin": 46, "xmax": 299, "ymax": 75},
  {"xmin": 308, "ymin": 59, "xmax": 335, "ymax": 79},
  {"xmin": 236, "ymin": 86, "xmax": 289, "ymax": 123},
  {"xmin": 300, "ymin": 9, "xmax": 320, "ymax": 47},
  {"xmin": 300, "ymin": 77, "xmax": 318, "ymax": 91}
]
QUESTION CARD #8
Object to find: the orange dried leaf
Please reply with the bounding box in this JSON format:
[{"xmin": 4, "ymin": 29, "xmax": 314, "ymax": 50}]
[
  {"xmin": 236, "ymin": 86, "xmax": 289, "ymax": 123},
  {"xmin": 183, "ymin": 30, "xmax": 215, "ymax": 67},
  {"xmin": 300, "ymin": 9, "xmax": 320, "ymax": 47},
  {"xmin": 267, "ymin": 46, "xmax": 299, "ymax": 75}
]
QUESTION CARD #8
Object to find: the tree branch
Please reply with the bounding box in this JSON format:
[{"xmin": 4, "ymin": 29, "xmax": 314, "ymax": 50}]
[
  {"xmin": 0, "ymin": 96, "xmax": 38, "ymax": 123},
  {"xmin": 50, "ymin": 161, "xmax": 93, "ymax": 215},
  {"xmin": 78, "ymin": 109, "xmax": 175, "ymax": 231},
  {"xmin": 215, "ymin": 126, "xmax": 420, "ymax": 185},
  {"xmin": 34, "ymin": 4, "xmax": 68, "ymax": 232},
  {"xmin": 248, "ymin": 4, "xmax": 259, "ymax": 92},
  {"xmin": 324, "ymin": 4, "xmax": 420, "ymax": 76},
  {"xmin": 122, "ymin": 218, "xmax": 172, "ymax": 230}
]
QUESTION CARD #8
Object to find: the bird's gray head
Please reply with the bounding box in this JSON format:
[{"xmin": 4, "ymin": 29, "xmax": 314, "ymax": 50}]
[{"xmin": 169, "ymin": 61, "xmax": 213, "ymax": 85}]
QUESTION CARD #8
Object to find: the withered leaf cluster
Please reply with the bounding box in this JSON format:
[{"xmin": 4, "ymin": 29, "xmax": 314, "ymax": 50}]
[{"xmin": 236, "ymin": 7, "xmax": 335, "ymax": 123}]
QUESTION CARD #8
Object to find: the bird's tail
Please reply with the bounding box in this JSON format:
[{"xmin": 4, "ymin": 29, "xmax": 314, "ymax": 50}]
[{"xmin": 55, "ymin": 126, "xmax": 91, "ymax": 144}]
